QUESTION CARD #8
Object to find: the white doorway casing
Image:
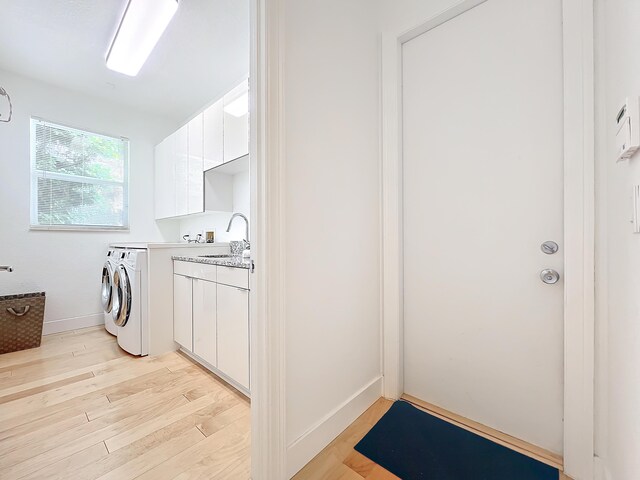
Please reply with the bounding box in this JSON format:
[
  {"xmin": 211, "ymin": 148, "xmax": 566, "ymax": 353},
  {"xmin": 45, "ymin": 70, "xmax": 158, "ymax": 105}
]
[
  {"xmin": 381, "ymin": 0, "xmax": 595, "ymax": 479},
  {"xmin": 250, "ymin": 0, "xmax": 287, "ymax": 478}
]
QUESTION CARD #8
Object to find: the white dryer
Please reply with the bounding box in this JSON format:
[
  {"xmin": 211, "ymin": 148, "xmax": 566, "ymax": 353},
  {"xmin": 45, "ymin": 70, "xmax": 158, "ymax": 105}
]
[
  {"xmin": 101, "ymin": 249, "xmax": 119, "ymax": 336},
  {"xmin": 111, "ymin": 249, "xmax": 149, "ymax": 356}
]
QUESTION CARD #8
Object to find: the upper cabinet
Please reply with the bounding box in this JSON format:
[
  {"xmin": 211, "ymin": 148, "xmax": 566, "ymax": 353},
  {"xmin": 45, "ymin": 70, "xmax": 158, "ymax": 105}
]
[
  {"xmin": 187, "ymin": 114, "xmax": 204, "ymax": 215},
  {"xmin": 154, "ymin": 120, "xmax": 205, "ymax": 219},
  {"xmin": 174, "ymin": 124, "xmax": 189, "ymax": 217},
  {"xmin": 223, "ymin": 80, "xmax": 249, "ymax": 163},
  {"xmin": 154, "ymin": 79, "xmax": 249, "ymax": 220},
  {"xmin": 203, "ymin": 100, "xmax": 224, "ymax": 171}
]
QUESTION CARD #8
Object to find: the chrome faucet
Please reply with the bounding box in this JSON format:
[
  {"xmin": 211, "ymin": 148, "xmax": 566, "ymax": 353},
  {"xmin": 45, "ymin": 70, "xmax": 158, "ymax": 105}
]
[
  {"xmin": 0, "ymin": 265, "xmax": 13, "ymax": 272},
  {"xmin": 226, "ymin": 213, "xmax": 249, "ymax": 243},
  {"xmin": 182, "ymin": 234, "xmax": 203, "ymax": 244}
]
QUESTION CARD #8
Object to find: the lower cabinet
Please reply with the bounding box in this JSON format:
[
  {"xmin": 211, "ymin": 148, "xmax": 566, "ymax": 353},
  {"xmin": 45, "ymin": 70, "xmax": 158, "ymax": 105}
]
[
  {"xmin": 173, "ymin": 263, "xmax": 250, "ymax": 393},
  {"xmin": 173, "ymin": 274, "xmax": 193, "ymax": 351},
  {"xmin": 216, "ymin": 284, "xmax": 250, "ymax": 390},
  {"xmin": 192, "ymin": 278, "xmax": 217, "ymax": 367}
]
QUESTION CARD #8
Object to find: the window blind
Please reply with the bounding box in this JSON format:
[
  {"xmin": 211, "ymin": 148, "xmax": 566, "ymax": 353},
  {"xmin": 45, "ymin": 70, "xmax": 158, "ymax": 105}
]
[{"xmin": 30, "ymin": 118, "xmax": 129, "ymax": 229}]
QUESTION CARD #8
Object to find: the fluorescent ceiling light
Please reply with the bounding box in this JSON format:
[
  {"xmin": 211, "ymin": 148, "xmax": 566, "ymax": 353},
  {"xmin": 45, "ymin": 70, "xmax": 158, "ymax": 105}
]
[
  {"xmin": 224, "ymin": 93, "xmax": 249, "ymax": 117},
  {"xmin": 106, "ymin": 0, "xmax": 178, "ymax": 77}
]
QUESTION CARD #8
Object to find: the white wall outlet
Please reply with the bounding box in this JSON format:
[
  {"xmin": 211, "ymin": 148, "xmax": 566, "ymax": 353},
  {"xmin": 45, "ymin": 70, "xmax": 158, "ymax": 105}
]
[
  {"xmin": 205, "ymin": 228, "xmax": 216, "ymax": 243},
  {"xmin": 616, "ymin": 97, "xmax": 640, "ymax": 162}
]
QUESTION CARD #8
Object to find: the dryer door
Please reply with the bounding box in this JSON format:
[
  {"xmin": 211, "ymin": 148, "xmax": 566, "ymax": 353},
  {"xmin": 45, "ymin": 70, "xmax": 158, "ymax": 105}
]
[
  {"xmin": 101, "ymin": 262, "xmax": 114, "ymax": 313},
  {"xmin": 112, "ymin": 265, "xmax": 131, "ymax": 327}
]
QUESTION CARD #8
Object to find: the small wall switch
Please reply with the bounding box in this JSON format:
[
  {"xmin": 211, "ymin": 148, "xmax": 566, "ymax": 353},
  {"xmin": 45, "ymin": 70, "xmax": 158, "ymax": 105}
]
[
  {"xmin": 616, "ymin": 97, "xmax": 640, "ymax": 162},
  {"xmin": 633, "ymin": 185, "xmax": 640, "ymax": 233}
]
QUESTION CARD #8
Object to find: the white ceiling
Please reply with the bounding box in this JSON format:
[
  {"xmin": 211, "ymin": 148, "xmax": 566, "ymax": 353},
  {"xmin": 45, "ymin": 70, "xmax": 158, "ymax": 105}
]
[{"xmin": 0, "ymin": 0, "xmax": 249, "ymax": 122}]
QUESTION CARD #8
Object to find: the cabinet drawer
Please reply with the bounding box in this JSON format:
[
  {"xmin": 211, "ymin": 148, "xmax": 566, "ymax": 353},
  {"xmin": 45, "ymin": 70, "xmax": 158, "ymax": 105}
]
[
  {"xmin": 173, "ymin": 261, "xmax": 217, "ymax": 282},
  {"xmin": 216, "ymin": 266, "xmax": 249, "ymax": 289}
]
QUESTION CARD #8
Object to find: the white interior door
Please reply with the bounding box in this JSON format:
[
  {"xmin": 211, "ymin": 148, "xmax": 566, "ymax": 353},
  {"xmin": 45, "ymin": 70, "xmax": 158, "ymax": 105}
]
[{"xmin": 402, "ymin": 0, "xmax": 564, "ymax": 454}]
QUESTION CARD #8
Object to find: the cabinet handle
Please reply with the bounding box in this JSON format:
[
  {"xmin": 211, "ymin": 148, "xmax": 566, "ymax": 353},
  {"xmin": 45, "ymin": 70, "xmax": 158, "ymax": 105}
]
[{"xmin": 7, "ymin": 306, "xmax": 30, "ymax": 317}]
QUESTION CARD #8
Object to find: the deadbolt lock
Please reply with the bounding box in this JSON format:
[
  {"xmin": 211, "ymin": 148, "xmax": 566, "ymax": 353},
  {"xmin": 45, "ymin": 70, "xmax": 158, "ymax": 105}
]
[{"xmin": 541, "ymin": 241, "xmax": 559, "ymax": 255}]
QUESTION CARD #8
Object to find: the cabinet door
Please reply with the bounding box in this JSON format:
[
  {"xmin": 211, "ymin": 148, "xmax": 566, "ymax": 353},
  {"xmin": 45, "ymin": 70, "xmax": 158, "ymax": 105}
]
[
  {"xmin": 187, "ymin": 114, "xmax": 204, "ymax": 214},
  {"xmin": 174, "ymin": 124, "xmax": 189, "ymax": 216},
  {"xmin": 173, "ymin": 274, "xmax": 193, "ymax": 350},
  {"xmin": 216, "ymin": 284, "xmax": 249, "ymax": 389},
  {"xmin": 192, "ymin": 278, "xmax": 217, "ymax": 367},
  {"xmin": 223, "ymin": 80, "xmax": 249, "ymax": 163},
  {"xmin": 203, "ymin": 100, "xmax": 224, "ymax": 170}
]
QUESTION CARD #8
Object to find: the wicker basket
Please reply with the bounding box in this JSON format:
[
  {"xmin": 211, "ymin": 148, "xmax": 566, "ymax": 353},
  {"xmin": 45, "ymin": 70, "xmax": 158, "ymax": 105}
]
[{"xmin": 0, "ymin": 292, "xmax": 46, "ymax": 354}]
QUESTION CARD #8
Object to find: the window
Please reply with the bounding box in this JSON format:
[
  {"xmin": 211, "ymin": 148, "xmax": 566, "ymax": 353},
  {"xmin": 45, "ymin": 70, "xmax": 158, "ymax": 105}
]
[{"xmin": 30, "ymin": 118, "xmax": 129, "ymax": 230}]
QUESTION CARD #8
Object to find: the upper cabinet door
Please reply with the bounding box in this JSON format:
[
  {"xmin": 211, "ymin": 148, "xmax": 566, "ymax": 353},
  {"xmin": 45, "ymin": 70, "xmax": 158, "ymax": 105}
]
[
  {"xmin": 174, "ymin": 124, "xmax": 189, "ymax": 217},
  {"xmin": 223, "ymin": 80, "xmax": 249, "ymax": 163},
  {"xmin": 187, "ymin": 114, "xmax": 204, "ymax": 215},
  {"xmin": 203, "ymin": 100, "xmax": 224, "ymax": 171}
]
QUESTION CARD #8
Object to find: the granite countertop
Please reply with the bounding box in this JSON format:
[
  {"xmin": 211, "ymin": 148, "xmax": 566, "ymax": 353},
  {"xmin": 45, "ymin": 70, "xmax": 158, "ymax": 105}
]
[
  {"xmin": 172, "ymin": 254, "xmax": 251, "ymax": 270},
  {"xmin": 111, "ymin": 242, "xmax": 230, "ymax": 249}
]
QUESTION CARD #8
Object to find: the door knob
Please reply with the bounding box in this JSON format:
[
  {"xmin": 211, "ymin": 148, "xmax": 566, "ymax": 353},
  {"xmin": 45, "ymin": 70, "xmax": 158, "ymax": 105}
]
[{"xmin": 540, "ymin": 269, "xmax": 560, "ymax": 284}]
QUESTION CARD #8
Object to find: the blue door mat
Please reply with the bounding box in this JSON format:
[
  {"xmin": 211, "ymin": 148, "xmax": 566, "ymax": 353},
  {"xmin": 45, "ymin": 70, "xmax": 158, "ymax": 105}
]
[{"xmin": 354, "ymin": 400, "xmax": 559, "ymax": 480}]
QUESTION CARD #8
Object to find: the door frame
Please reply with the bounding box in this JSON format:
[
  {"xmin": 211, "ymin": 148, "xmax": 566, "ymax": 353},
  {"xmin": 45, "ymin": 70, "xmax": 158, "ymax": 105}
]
[
  {"xmin": 250, "ymin": 0, "xmax": 287, "ymax": 478},
  {"xmin": 380, "ymin": 1, "xmax": 595, "ymax": 479}
]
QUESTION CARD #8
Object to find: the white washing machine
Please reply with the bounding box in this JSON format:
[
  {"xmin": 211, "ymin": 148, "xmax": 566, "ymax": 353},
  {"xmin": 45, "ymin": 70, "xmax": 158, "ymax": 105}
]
[
  {"xmin": 101, "ymin": 249, "xmax": 119, "ymax": 336},
  {"xmin": 111, "ymin": 249, "xmax": 149, "ymax": 356}
]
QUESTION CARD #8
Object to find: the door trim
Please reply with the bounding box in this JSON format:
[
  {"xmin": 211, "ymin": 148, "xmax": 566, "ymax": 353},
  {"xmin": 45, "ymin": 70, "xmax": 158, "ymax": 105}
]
[
  {"xmin": 380, "ymin": 1, "xmax": 595, "ymax": 479},
  {"xmin": 250, "ymin": 0, "xmax": 288, "ymax": 478}
]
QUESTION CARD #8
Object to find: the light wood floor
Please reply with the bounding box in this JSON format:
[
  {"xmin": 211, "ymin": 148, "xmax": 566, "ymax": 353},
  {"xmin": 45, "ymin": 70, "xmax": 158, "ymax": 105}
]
[
  {"xmin": 293, "ymin": 398, "xmax": 400, "ymax": 480},
  {"xmin": 0, "ymin": 326, "xmax": 250, "ymax": 480},
  {"xmin": 293, "ymin": 398, "xmax": 572, "ymax": 480}
]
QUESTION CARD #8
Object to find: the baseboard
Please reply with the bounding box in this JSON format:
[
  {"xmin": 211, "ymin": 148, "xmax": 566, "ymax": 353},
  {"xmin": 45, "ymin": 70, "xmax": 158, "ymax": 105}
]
[
  {"xmin": 42, "ymin": 313, "xmax": 104, "ymax": 335},
  {"xmin": 286, "ymin": 375, "xmax": 383, "ymax": 478},
  {"xmin": 594, "ymin": 456, "xmax": 611, "ymax": 480}
]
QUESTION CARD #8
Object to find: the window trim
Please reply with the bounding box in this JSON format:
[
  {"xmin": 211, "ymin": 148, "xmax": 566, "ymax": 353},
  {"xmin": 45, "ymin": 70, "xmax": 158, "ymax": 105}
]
[{"xmin": 29, "ymin": 117, "xmax": 131, "ymax": 232}]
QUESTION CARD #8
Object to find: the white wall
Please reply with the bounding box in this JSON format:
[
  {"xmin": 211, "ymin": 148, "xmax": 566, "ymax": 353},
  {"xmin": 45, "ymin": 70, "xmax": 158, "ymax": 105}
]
[
  {"xmin": 178, "ymin": 170, "xmax": 250, "ymax": 243},
  {"xmin": 282, "ymin": 0, "xmax": 381, "ymax": 476},
  {"xmin": 0, "ymin": 69, "xmax": 178, "ymax": 333},
  {"xmin": 595, "ymin": 2, "xmax": 640, "ymax": 479}
]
